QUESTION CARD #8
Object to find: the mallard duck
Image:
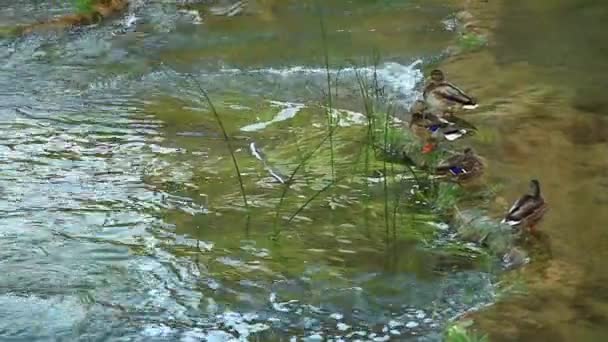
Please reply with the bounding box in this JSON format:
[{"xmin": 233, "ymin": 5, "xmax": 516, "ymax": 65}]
[
  {"xmin": 435, "ymin": 147, "xmax": 485, "ymax": 182},
  {"xmin": 501, "ymin": 179, "xmax": 548, "ymax": 232},
  {"xmin": 423, "ymin": 69, "xmax": 478, "ymax": 114},
  {"xmin": 408, "ymin": 100, "xmax": 476, "ymax": 153}
]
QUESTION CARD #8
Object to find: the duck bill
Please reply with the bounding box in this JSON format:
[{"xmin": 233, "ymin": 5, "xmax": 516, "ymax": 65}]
[{"xmin": 421, "ymin": 143, "xmax": 436, "ymax": 154}]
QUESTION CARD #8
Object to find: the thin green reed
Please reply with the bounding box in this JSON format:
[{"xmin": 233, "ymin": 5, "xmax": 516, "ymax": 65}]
[
  {"xmin": 354, "ymin": 67, "xmax": 374, "ymax": 235},
  {"xmin": 385, "ymin": 105, "xmax": 405, "ymax": 240},
  {"xmin": 316, "ymin": 1, "xmax": 336, "ymax": 181},
  {"xmin": 370, "ymin": 59, "xmax": 391, "ymax": 240},
  {"xmin": 272, "ymin": 126, "xmax": 339, "ymax": 239},
  {"xmin": 287, "ymin": 130, "xmax": 366, "ymax": 225},
  {"xmin": 188, "ymin": 76, "xmax": 249, "ymax": 210},
  {"xmin": 382, "ymin": 105, "xmax": 395, "ymax": 240}
]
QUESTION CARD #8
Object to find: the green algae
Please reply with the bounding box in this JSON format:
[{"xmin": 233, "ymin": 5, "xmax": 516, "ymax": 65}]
[
  {"xmin": 457, "ymin": 32, "xmax": 488, "ymax": 52},
  {"xmin": 446, "ymin": 322, "xmax": 489, "ymax": 342},
  {"xmin": 73, "ymin": 0, "xmax": 94, "ymax": 14}
]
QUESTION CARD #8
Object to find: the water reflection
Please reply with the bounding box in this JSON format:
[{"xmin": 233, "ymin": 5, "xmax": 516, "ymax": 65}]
[{"xmin": 445, "ymin": 0, "xmax": 608, "ymax": 340}]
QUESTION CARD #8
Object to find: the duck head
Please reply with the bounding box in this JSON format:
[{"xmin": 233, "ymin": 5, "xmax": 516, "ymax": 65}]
[
  {"xmin": 429, "ymin": 69, "xmax": 446, "ymax": 83},
  {"xmin": 410, "ymin": 100, "xmax": 427, "ymax": 114},
  {"xmin": 529, "ymin": 179, "xmax": 541, "ymax": 197},
  {"xmin": 409, "ymin": 112, "xmax": 424, "ymax": 127}
]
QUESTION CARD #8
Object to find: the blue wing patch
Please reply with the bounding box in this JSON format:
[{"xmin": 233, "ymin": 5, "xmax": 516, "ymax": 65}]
[
  {"xmin": 428, "ymin": 125, "xmax": 441, "ymax": 132},
  {"xmin": 449, "ymin": 166, "xmax": 467, "ymax": 175}
]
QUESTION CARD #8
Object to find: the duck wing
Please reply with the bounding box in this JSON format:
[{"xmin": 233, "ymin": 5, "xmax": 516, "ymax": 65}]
[
  {"xmin": 436, "ymin": 154, "xmax": 466, "ymax": 174},
  {"xmin": 445, "ymin": 116, "xmax": 477, "ymax": 131},
  {"xmin": 420, "ymin": 113, "xmax": 450, "ymax": 130},
  {"xmin": 430, "ymin": 116, "xmax": 475, "ymax": 141},
  {"xmin": 435, "ymin": 82, "xmax": 476, "ymax": 106},
  {"xmin": 438, "ymin": 127, "xmax": 468, "ymax": 141},
  {"xmin": 502, "ymin": 195, "xmax": 543, "ymax": 225}
]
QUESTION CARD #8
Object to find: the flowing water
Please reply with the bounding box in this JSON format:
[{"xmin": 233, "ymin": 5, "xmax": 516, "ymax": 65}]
[
  {"xmin": 4, "ymin": 0, "xmax": 605, "ymax": 341},
  {"xmin": 1, "ymin": 1, "xmax": 502, "ymax": 340}
]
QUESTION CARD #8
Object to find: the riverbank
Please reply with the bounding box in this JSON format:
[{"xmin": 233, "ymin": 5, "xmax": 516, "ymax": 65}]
[
  {"xmin": 13, "ymin": 0, "xmax": 128, "ymax": 35},
  {"xmin": 434, "ymin": 0, "xmax": 607, "ymax": 341}
]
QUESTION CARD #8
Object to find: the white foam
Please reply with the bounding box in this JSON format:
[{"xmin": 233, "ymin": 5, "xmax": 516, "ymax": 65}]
[
  {"xmin": 236, "ymin": 61, "xmax": 423, "ymax": 131},
  {"xmin": 241, "ymin": 101, "xmax": 305, "ymax": 132},
  {"xmin": 269, "ymin": 292, "xmax": 298, "ymax": 313},
  {"xmin": 375, "ymin": 60, "xmax": 423, "ymax": 98},
  {"xmin": 405, "ymin": 321, "xmax": 419, "ymax": 329},
  {"xmin": 215, "ymin": 311, "xmax": 270, "ymax": 340},
  {"xmin": 249, "ymin": 142, "xmax": 263, "ymax": 161},
  {"xmin": 337, "ymin": 323, "xmax": 351, "ymax": 331},
  {"xmin": 225, "ymin": 60, "xmax": 423, "ymax": 101},
  {"xmin": 329, "ymin": 108, "xmax": 367, "ymax": 127},
  {"xmin": 231, "ymin": 60, "xmax": 421, "ymax": 79},
  {"xmin": 330, "ymin": 313, "xmax": 344, "ymax": 320},
  {"xmin": 125, "ymin": 13, "xmax": 138, "ymax": 28}
]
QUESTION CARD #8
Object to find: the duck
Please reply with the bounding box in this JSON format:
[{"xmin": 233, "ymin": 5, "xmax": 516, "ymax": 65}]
[
  {"xmin": 423, "ymin": 69, "xmax": 478, "ymax": 114},
  {"xmin": 408, "ymin": 100, "xmax": 477, "ymax": 153},
  {"xmin": 501, "ymin": 179, "xmax": 548, "ymax": 232},
  {"xmin": 435, "ymin": 147, "xmax": 485, "ymax": 182}
]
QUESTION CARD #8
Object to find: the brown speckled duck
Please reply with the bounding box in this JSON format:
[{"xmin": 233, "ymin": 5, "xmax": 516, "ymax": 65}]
[
  {"xmin": 423, "ymin": 69, "xmax": 477, "ymax": 114},
  {"xmin": 435, "ymin": 147, "xmax": 485, "ymax": 182},
  {"xmin": 501, "ymin": 179, "xmax": 548, "ymax": 232},
  {"xmin": 408, "ymin": 100, "xmax": 476, "ymax": 153}
]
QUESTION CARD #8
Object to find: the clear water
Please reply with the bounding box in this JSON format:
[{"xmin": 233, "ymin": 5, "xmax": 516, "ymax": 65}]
[{"xmin": 0, "ymin": 1, "xmax": 507, "ymax": 341}]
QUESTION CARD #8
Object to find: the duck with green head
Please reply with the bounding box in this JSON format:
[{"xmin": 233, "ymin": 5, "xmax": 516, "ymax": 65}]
[
  {"xmin": 501, "ymin": 179, "xmax": 548, "ymax": 232},
  {"xmin": 435, "ymin": 147, "xmax": 485, "ymax": 182},
  {"xmin": 423, "ymin": 69, "xmax": 478, "ymax": 114},
  {"xmin": 408, "ymin": 100, "xmax": 477, "ymax": 153}
]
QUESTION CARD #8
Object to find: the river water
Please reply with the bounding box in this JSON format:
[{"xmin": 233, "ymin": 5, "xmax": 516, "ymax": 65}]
[
  {"xmin": 1, "ymin": 1, "xmax": 501, "ymax": 341},
  {"xmin": 2, "ymin": 0, "xmax": 605, "ymax": 341}
]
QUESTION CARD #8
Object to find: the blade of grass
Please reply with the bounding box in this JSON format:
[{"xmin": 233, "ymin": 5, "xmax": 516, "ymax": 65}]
[
  {"xmin": 272, "ymin": 125, "xmax": 340, "ymax": 238},
  {"xmin": 286, "ymin": 132, "xmax": 367, "ymax": 225},
  {"xmin": 187, "ymin": 75, "xmax": 249, "ymax": 210},
  {"xmin": 317, "ymin": 1, "xmax": 335, "ymax": 181}
]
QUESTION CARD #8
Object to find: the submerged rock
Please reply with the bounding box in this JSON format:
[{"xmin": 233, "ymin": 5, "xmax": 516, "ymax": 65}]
[{"xmin": 454, "ymin": 208, "xmax": 529, "ymax": 269}]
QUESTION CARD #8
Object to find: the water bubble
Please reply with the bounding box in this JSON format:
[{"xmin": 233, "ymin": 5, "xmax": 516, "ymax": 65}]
[{"xmin": 405, "ymin": 321, "xmax": 419, "ymax": 329}]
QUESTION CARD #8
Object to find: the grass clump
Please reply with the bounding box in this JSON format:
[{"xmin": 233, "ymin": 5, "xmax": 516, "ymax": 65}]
[
  {"xmin": 445, "ymin": 323, "xmax": 489, "ymax": 342},
  {"xmin": 458, "ymin": 32, "xmax": 488, "ymax": 52},
  {"xmin": 72, "ymin": 0, "xmax": 94, "ymax": 13}
]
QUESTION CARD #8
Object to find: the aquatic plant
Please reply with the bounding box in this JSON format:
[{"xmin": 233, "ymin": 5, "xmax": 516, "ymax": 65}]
[
  {"xmin": 431, "ymin": 182, "xmax": 463, "ymax": 212},
  {"xmin": 458, "ymin": 32, "xmax": 488, "ymax": 52},
  {"xmin": 272, "ymin": 126, "xmax": 339, "ymax": 238},
  {"xmin": 445, "ymin": 323, "xmax": 489, "ymax": 342},
  {"xmin": 72, "ymin": 0, "xmax": 94, "ymax": 13},
  {"xmin": 317, "ymin": 1, "xmax": 336, "ymax": 181},
  {"xmin": 0, "ymin": 26, "xmax": 17, "ymax": 37},
  {"xmin": 272, "ymin": 4, "xmax": 348, "ymax": 238},
  {"xmin": 189, "ymin": 76, "xmax": 249, "ymax": 210}
]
